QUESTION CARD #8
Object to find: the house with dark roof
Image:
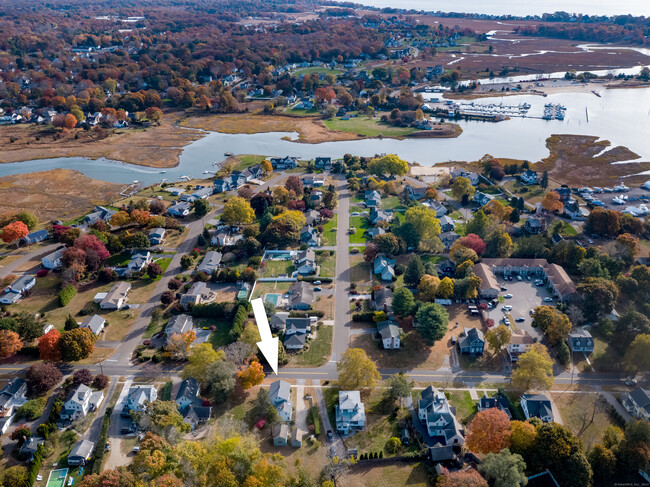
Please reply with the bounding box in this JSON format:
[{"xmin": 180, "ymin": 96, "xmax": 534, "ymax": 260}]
[
  {"xmin": 82, "ymin": 206, "xmax": 117, "ymax": 226},
  {"xmin": 418, "ymin": 386, "xmax": 464, "ymax": 446},
  {"xmin": 269, "ymin": 380, "xmax": 293, "ymax": 422},
  {"xmin": 621, "ymin": 388, "xmax": 650, "ymax": 420},
  {"xmin": 439, "ymin": 215, "xmax": 454, "ymax": 232},
  {"xmin": 288, "ymin": 281, "xmax": 313, "ymax": 310},
  {"xmin": 521, "ymin": 394, "xmax": 554, "ymax": 423},
  {"xmin": 477, "ymin": 393, "xmax": 511, "ymax": 418},
  {"xmin": 175, "ymin": 378, "xmax": 212, "ymax": 428},
  {"xmin": 567, "ymin": 329, "xmax": 594, "ymax": 353},
  {"xmin": 148, "ymin": 228, "xmax": 166, "ymax": 246},
  {"xmin": 269, "ymin": 312, "xmax": 289, "ymax": 332},
  {"xmin": 294, "ymin": 249, "xmax": 317, "ymax": 275},
  {"xmin": 377, "ymin": 320, "xmax": 401, "ymax": 349},
  {"xmin": 450, "ymin": 168, "xmax": 480, "ymax": 185},
  {"xmin": 458, "ymin": 327, "xmax": 484, "ymax": 355},
  {"xmin": 0, "ymin": 378, "xmax": 27, "ymax": 433},
  {"xmin": 369, "ymin": 208, "xmax": 392, "ymax": 225},
  {"xmin": 19, "ymin": 437, "xmax": 45, "ymax": 461},
  {"xmin": 403, "ymin": 185, "xmax": 428, "ymax": 201},
  {"xmin": 273, "ymin": 423, "xmax": 289, "ymax": 446},
  {"xmin": 364, "ymin": 190, "xmax": 381, "ymax": 208},
  {"xmin": 524, "ymin": 217, "xmax": 543, "ymax": 234},
  {"xmin": 284, "ymin": 317, "xmax": 312, "ymax": 351},
  {"xmin": 473, "ymin": 191, "xmax": 493, "ymax": 207},
  {"xmin": 127, "ymin": 251, "xmax": 152, "ymax": 273},
  {"xmin": 68, "ymin": 440, "xmax": 94, "ymax": 466},
  {"xmin": 300, "ymin": 225, "xmax": 320, "ymax": 247},
  {"xmin": 372, "ymin": 287, "xmax": 393, "ymax": 314},
  {"xmin": 213, "ymin": 179, "xmax": 231, "ymax": 193},
  {"xmin": 21, "ymin": 229, "xmax": 50, "ymax": 246},
  {"xmin": 81, "ymin": 314, "xmax": 106, "ymax": 336},
  {"xmin": 270, "ymin": 156, "xmax": 298, "ymax": 170},
  {"xmin": 176, "ymin": 378, "xmax": 200, "ymax": 410},
  {"xmin": 314, "ymin": 157, "xmax": 332, "ymax": 170},
  {"xmin": 168, "ymin": 201, "xmax": 192, "ymax": 217},
  {"xmin": 440, "ymin": 231, "xmax": 460, "ymax": 249},
  {"xmin": 0, "ymin": 275, "xmax": 36, "ymax": 304},
  {"xmin": 367, "ymin": 227, "xmax": 385, "ymax": 239}
]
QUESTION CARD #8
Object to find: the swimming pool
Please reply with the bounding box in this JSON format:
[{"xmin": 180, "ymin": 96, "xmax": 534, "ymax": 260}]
[
  {"xmin": 265, "ymin": 294, "xmax": 281, "ymax": 306},
  {"xmin": 46, "ymin": 468, "xmax": 68, "ymax": 487}
]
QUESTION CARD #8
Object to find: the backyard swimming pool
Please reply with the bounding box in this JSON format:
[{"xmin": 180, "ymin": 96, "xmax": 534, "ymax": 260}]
[
  {"xmin": 265, "ymin": 293, "xmax": 281, "ymax": 306},
  {"xmin": 46, "ymin": 468, "xmax": 68, "ymax": 487}
]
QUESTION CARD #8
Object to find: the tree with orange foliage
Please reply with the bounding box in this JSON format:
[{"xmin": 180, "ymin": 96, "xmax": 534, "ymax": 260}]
[
  {"xmin": 436, "ymin": 468, "xmax": 488, "ymax": 487},
  {"xmin": 0, "ymin": 330, "xmax": 23, "ymax": 358},
  {"xmin": 164, "ymin": 330, "xmax": 196, "ymax": 361},
  {"xmin": 261, "ymin": 160, "xmax": 273, "ymax": 174},
  {"xmin": 64, "ymin": 113, "xmax": 77, "ymax": 129},
  {"xmin": 1, "ymin": 221, "xmax": 29, "ymax": 245},
  {"xmin": 110, "ymin": 211, "xmax": 131, "ymax": 227},
  {"xmin": 314, "ymin": 86, "xmax": 335, "ymax": 104},
  {"xmin": 145, "ymin": 106, "xmax": 163, "ymax": 123},
  {"xmin": 38, "ymin": 329, "xmax": 61, "ymax": 361},
  {"xmin": 130, "ymin": 209, "xmax": 150, "ymax": 226},
  {"xmin": 238, "ymin": 360, "xmax": 265, "ymax": 389},
  {"xmin": 465, "ymin": 408, "xmax": 512, "ymax": 454},
  {"xmin": 541, "ymin": 191, "xmax": 563, "ymax": 213}
]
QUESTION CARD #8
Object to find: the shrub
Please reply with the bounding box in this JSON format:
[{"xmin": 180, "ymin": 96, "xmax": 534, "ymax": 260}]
[
  {"xmin": 15, "ymin": 398, "xmax": 47, "ymax": 421},
  {"xmin": 92, "ymin": 406, "xmax": 113, "ymax": 474},
  {"xmin": 92, "ymin": 374, "xmax": 109, "ymax": 389},
  {"xmin": 58, "ymin": 284, "xmax": 77, "ymax": 307}
]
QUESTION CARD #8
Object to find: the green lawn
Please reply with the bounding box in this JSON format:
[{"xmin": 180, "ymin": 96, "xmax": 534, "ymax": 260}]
[
  {"xmin": 251, "ymin": 281, "xmax": 292, "ymax": 300},
  {"xmin": 321, "ymin": 214, "xmax": 338, "ymax": 246},
  {"xmin": 292, "ymin": 325, "xmax": 333, "ymax": 367},
  {"xmin": 284, "ymin": 107, "xmax": 320, "ymax": 116},
  {"xmin": 234, "ymin": 154, "xmax": 267, "ymax": 171},
  {"xmin": 447, "ymin": 391, "xmax": 477, "ymax": 425},
  {"xmin": 262, "ymin": 259, "xmax": 295, "ymax": 277},
  {"xmin": 315, "ymin": 250, "xmax": 336, "ymax": 278},
  {"xmin": 104, "ymin": 253, "xmax": 131, "ymax": 267},
  {"xmin": 324, "ymin": 116, "xmax": 416, "ymax": 138},
  {"xmin": 146, "ymin": 257, "xmax": 172, "ymax": 280},
  {"xmin": 292, "ymin": 66, "xmax": 344, "ymax": 76},
  {"xmin": 349, "ymin": 216, "xmax": 371, "ymax": 244},
  {"xmin": 380, "ymin": 195, "xmax": 404, "ymax": 210},
  {"xmin": 143, "ymin": 316, "xmax": 164, "ymax": 339},
  {"xmin": 203, "ymin": 319, "xmax": 233, "ymax": 350}
]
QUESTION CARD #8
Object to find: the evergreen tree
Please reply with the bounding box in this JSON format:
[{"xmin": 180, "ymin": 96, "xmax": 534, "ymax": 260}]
[
  {"xmin": 404, "ymin": 255, "xmax": 425, "ymax": 286},
  {"xmin": 64, "ymin": 314, "xmax": 79, "ymax": 331},
  {"xmin": 540, "ymin": 171, "xmax": 549, "ymax": 189}
]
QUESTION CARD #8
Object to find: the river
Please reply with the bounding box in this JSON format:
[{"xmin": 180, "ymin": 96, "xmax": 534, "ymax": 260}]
[
  {"xmin": 338, "ymin": 0, "xmax": 650, "ymax": 17},
  {"xmin": 0, "ymin": 85, "xmax": 648, "ymax": 186}
]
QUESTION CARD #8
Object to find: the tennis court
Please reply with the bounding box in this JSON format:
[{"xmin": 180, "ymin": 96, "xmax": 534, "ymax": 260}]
[{"xmin": 46, "ymin": 468, "xmax": 68, "ymax": 487}]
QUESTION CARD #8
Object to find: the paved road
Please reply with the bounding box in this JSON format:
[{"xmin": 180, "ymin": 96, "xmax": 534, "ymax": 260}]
[
  {"xmin": 0, "ymin": 243, "xmax": 60, "ymax": 278},
  {"xmin": 332, "ymin": 175, "xmax": 351, "ymax": 363}
]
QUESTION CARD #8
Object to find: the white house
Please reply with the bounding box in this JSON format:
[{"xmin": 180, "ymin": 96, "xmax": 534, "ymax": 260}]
[
  {"xmin": 621, "ymin": 388, "xmax": 650, "ymax": 420},
  {"xmin": 377, "ymin": 320, "xmax": 400, "ymax": 349},
  {"xmin": 42, "ymin": 248, "xmax": 64, "ymax": 270},
  {"xmin": 81, "ymin": 314, "xmax": 106, "ymax": 336},
  {"xmin": 127, "ymin": 252, "xmax": 152, "ymax": 272},
  {"xmin": 125, "ymin": 385, "xmax": 157, "ymax": 413},
  {"xmin": 165, "ymin": 314, "xmax": 194, "ymax": 342},
  {"xmin": 61, "ymin": 384, "xmax": 104, "ymax": 422},
  {"xmin": 519, "ymin": 170, "xmax": 539, "ymax": 185},
  {"xmin": 100, "ymin": 282, "xmax": 131, "ymax": 310},
  {"xmin": 336, "ymin": 391, "xmax": 365, "ymax": 434},
  {"xmin": 418, "ymin": 386, "xmax": 464, "ymax": 446}
]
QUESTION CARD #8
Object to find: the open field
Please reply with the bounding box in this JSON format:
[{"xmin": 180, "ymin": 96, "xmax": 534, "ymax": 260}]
[
  {"xmin": 324, "ymin": 116, "xmax": 416, "ymax": 138},
  {"xmin": 0, "ymin": 169, "xmax": 126, "ymax": 222},
  {"xmin": 349, "ymin": 216, "xmax": 371, "ymax": 244},
  {"xmin": 351, "ymin": 331, "xmax": 447, "ymax": 371},
  {"xmin": 320, "ymin": 214, "xmax": 338, "ymax": 246},
  {"xmin": 315, "ymin": 250, "xmax": 336, "ymax": 278},
  {"xmin": 0, "ymin": 113, "xmax": 203, "ymax": 168},
  {"xmin": 350, "ymin": 254, "xmax": 373, "ymax": 284},
  {"xmin": 286, "ymin": 324, "xmax": 333, "ymax": 367},
  {"xmin": 339, "ymin": 463, "xmax": 430, "ymax": 487}
]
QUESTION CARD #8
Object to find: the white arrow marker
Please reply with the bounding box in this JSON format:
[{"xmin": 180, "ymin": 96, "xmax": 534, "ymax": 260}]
[{"xmin": 251, "ymin": 298, "xmax": 279, "ymax": 375}]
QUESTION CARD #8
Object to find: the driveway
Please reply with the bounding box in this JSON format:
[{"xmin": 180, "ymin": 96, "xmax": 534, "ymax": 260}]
[
  {"xmin": 314, "ymin": 381, "xmax": 345, "ymax": 457},
  {"xmin": 0, "ymin": 243, "xmax": 61, "ymax": 278},
  {"xmin": 294, "ymin": 381, "xmax": 308, "ymax": 434}
]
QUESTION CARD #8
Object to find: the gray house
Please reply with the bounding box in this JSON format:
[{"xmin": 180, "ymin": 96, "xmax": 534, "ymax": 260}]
[
  {"xmin": 165, "ymin": 314, "xmax": 194, "ymax": 341},
  {"xmin": 458, "ymin": 327, "xmax": 484, "ymax": 355},
  {"xmin": 567, "ymin": 329, "xmax": 594, "ymax": 354},
  {"xmin": 197, "ymin": 251, "xmax": 222, "ymax": 274},
  {"xmin": 336, "ymin": 391, "xmax": 365, "ymax": 434},
  {"xmin": 68, "ymin": 440, "xmax": 94, "ymax": 466},
  {"xmin": 81, "ymin": 314, "xmax": 106, "ymax": 336},
  {"xmin": 521, "ymin": 394, "xmax": 554, "ymax": 423},
  {"xmin": 269, "ymin": 380, "xmax": 293, "ymax": 422},
  {"xmin": 273, "ymin": 423, "xmax": 289, "ymax": 446},
  {"xmin": 288, "ymin": 281, "xmax": 313, "ymax": 310}
]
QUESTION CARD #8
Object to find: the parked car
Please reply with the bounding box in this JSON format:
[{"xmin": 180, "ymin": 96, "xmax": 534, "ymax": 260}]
[
  {"xmin": 501, "ymin": 305, "xmax": 512, "ymax": 312},
  {"xmin": 314, "ymin": 287, "xmax": 322, "ymax": 292},
  {"xmin": 313, "ymin": 281, "xmax": 321, "ymax": 285},
  {"xmin": 500, "ymin": 286, "xmax": 507, "ymax": 291},
  {"xmin": 515, "ymin": 317, "xmax": 525, "ymax": 323},
  {"xmin": 133, "ymin": 446, "xmax": 140, "ymax": 453},
  {"xmin": 516, "ymin": 275, "xmax": 523, "ymax": 281},
  {"xmin": 625, "ymin": 379, "xmax": 638, "ymax": 386},
  {"xmin": 504, "ymin": 294, "xmax": 513, "ymax": 299},
  {"xmin": 529, "ymin": 309, "xmax": 535, "ymax": 316},
  {"xmin": 105, "ymin": 442, "xmax": 110, "ymax": 451},
  {"xmin": 543, "ymin": 297, "xmax": 554, "ymax": 302},
  {"xmin": 327, "ymin": 430, "xmax": 333, "ymax": 441},
  {"xmin": 534, "ymin": 280, "xmax": 544, "ymax": 286}
]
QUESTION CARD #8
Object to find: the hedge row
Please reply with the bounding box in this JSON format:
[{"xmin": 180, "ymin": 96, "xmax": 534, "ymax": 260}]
[
  {"xmin": 230, "ymin": 305, "xmax": 248, "ymax": 340},
  {"xmin": 309, "ymin": 406, "xmax": 321, "ymax": 436},
  {"xmin": 352, "ymin": 311, "xmax": 375, "ymax": 322},
  {"xmin": 190, "ymin": 299, "xmax": 250, "ymax": 318},
  {"xmin": 91, "ymin": 406, "xmax": 113, "ymax": 474},
  {"xmin": 25, "ymin": 444, "xmax": 44, "ymax": 486},
  {"xmin": 58, "ymin": 284, "xmax": 77, "ymax": 307},
  {"xmin": 289, "ymin": 310, "xmax": 324, "ymax": 318},
  {"xmin": 300, "ymin": 276, "xmax": 333, "ymax": 283}
]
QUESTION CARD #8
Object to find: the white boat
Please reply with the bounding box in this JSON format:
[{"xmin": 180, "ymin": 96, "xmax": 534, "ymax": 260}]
[
  {"xmin": 133, "ymin": 180, "xmax": 139, "ymax": 184},
  {"xmin": 159, "ymin": 170, "xmax": 166, "ymax": 174},
  {"xmin": 161, "ymin": 178, "xmax": 168, "ymax": 183}
]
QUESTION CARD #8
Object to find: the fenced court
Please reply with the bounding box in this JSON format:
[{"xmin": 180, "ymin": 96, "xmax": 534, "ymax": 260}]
[{"xmin": 46, "ymin": 468, "xmax": 69, "ymax": 487}]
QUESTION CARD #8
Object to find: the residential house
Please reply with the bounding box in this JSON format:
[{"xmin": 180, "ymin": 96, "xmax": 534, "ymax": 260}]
[
  {"xmin": 42, "ymin": 248, "xmax": 64, "ymax": 270},
  {"xmin": 175, "ymin": 378, "xmax": 212, "ymax": 429},
  {"xmin": 291, "ymin": 428, "xmax": 304, "ymax": 447},
  {"xmin": 294, "ymin": 249, "xmax": 317, "ymax": 275},
  {"xmin": 21, "ymin": 229, "xmax": 50, "ymax": 246},
  {"xmin": 148, "ymin": 228, "xmax": 166, "ymax": 246},
  {"xmin": 364, "ymin": 190, "xmax": 381, "ymax": 208},
  {"xmin": 368, "ymin": 208, "xmax": 392, "ymax": 225},
  {"xmin": 288, "ymin": 281, "xmax": 313, "ymax": 310},
  {"xmin": 0, "ymin": 378, "xmax": 27, "ymax": 434},
  {"xmin": 270, "ymin": 156, "xmax": 298, "ymax": 170},
  {"xmin": 473, "ymin": 191, "xmax": 493, "ymax": 207},
  {"xmin": 450, "ymin": 168, "xmax": 480, "ymax": 185},
  {"xmin": 100, "ymin": 282, "xmax": 131, "ymax": 310},
  {"xmin": 439, "ymin": 215, "xmax": 454, "ymax": 232},
  {"xmin": 165, "ymin": 314, "xmax": 194, "ymax": 341},
  {"xmin": 477, "ymin": 394, "xmax": 511, "ymax": 418},
  {"xmin": 417, "ymin": 386, "xmax": 464, "ymax": 445},
  {"xmin": 563, "ymin": 198, "xmax": 589, "ymax": 220},
  {"xmin": 192, "ymin": 187, "xmax": 213, "ymax": 200},
  {"xmin": 179, "ymin": 193, "xmax": 197, "ymax": 203},
  {"xmin": 81, "ymin": 314, "xmax": 106, "ymax": 336},
  {"xmin": 303, "ymin": 176, "xmax": 325, "ymax": 187},
  {"xmin": 621, "ymin": 388, "xmax": 650, "ymax": 420},
  {"xmin": 269, "ymin": 380, "xmax": 293, "ymax": 422},
  {"xmin": 473, "ymin": 262, "xmax": 499, "ymax": 299},
  {"xmin": 210, "ymin": 228, "xmax": 243, "ymax": 247},
  {"xmin": 284, "ymin": 318, "xmax": 312, "ymax": 351},
  {"xmin": 314, "ymin": 157, "xmax": 332, "ymax": 170},
  {"xmin": 300, "ymin": 225, "xmax": 320, "ymax": 247},
  {"xmin": 506, "ymin": 331, "xmax": 535, "ymax": 362},
  {"xmin": 180, "ymin": 281, "xmax": 209, "ymax": 309},
  {"xmin": 440, "ymin": 231, "xmax": 460, "ymax": 249},
  {"xmin": 68, "ymin": 440, "xmax": 94, "ymax": 466},
  {"xmin": 377, "ymin": 320, "xmax": 401, "ymax": 349},
  {"xmin": 309, "ymin": 191, "xmax": 323, "ymax": 206},
  {"xmin": 127, "ymin": 251, "xmax": 152, "ymax": 273},
  {"xmin": 269, "ymin": 312, "xmax": 290, "ymax": 332},
  {"xmin": 61, "ymin": 384, "xmax": 104, "ymax": 422},
  {"xmin": 404, "ymin": 185, "xmax": 428, "ymax": 200},
  {"xmin": 425, "ymin": 200, "xmax": 448, "ymax": 218},
  {"xmin": 556, "ymin": 185, "xmax": 572, "ymax": 203},
  {"xmin": 168, "ymin": 201, "xmax": 192, "ymax": 217},
  {"xmin": 367, "ymin": 227, "xmax": 385, "ymax": 239},
  {"xmin": 165, "ymin": 187, "xmax": 186, "ymax": 196},
  {"xmin": 0, "ymin": 275, "xmax": 36, "ymax": 304},
  {"xmin": 374, "ymin": 254, "xmax": 395, "ymax": 281},
  {"xmin": 551, "ymin": 233, "xmax": 564, "ymax": 245},
  {"xmin": 304, "ymin": 210, "xmax": 320, "ymax": 226},
  {"xmin": 213, "ymin": 179, "xmax": 232, "ymax": 193},
  {"xmin": 123, "ymin": 385, "xmax": 157, "ymax": 415},
  {"xmin": 83, "ymin": 206, "xmax": 117, "ymax": 226},
  {"xmin": 19, "ymin": 437, "xmax": 45, "ymax": 461},
  {"xmin": 458, "ymin": 327, "xmax": 484, "ymax": 355},
  {"xmin": 197, "ymin": 251, "xmax": 222, "ymax": 274},
  {"xmin": 520, "ymin": 394, "xmax": 554, "ymax": 423},
  {"xmin": 372, "ymin": 287, "xmax": 393, "ymax": 314},
  {"xmin": 567, "ymin": 329, "xmax": 594, "ymax": 354},
  {"xmin": 273, "ymin": 424, "xmax": 289, "ymax": 446},
  {"xmin": 524, "ymin": 217, "xmax": 543, "ymax": 234},
  {"xmin": 336, "ymin": 391, "xmax": 366, "ymax": 434},
  {"xmin": 519, "ymin": 170, "xmax": 539, "ymax": 185}
]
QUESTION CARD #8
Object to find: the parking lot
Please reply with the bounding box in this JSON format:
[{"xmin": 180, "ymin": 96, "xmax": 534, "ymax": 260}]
[{"xmin": 486, "ymin": 274, "xmax": 558, "ymax": 341}]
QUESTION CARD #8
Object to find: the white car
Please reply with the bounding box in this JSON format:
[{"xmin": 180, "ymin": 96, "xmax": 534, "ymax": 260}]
[
  {"xmin": 543, "ymin": 297, "xmax": 554, "ymax": 303},
  {"xmin": 504, "ymin": 294, "xmax": 513, "ymax": 299},
  {"xmin": 516, "ymin": 275, "xmax": 523, "ymax": 281},
  {"xmin": 501, "ymin": 305, "xmax": 512, "ymax": 312}
]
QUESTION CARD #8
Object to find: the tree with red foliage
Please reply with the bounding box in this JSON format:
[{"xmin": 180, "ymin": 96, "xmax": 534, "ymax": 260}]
[
  {"xmin": 320, "ymin": 208, "xmax": 334, "ymax": 219},
  {"xmin": 62, "ymin": 247, "xmax": 87, "ymax": 268},
  {"xmin": 147, "ymin": 262, "xmax": 163, "ymax": 278},
  {"xmin": 26, "ymin": 362, "xmax": 63, "ymax": 394},
  {"xmin": 73, "ymin": 234, "xmax": 110, "ymax": 261},
  {"xmin": 285, "ymin": 175, "xmax": 304, "ymax": 196},
  {"xmin": 314, "ymin": 86, "xmax": 335, "ymax": 104},
  {"xmin": 92, "ymin": 374, "xmax": 109, "ymax": 389},
  {"xmin": 1, "ymin": 221, "xmax": 29, "ymax": 245},
  {"xmin": 0, "ymin": 330, "xmax": 22, "ymax": 358},
  {"xmin": 38, "ymin": 329, "xmax": 61, "ymax": 361},
  {"xmin": 130, "ymin": 209, "xmax": 150, "ymax": 226},
  {"xmin": 457, "ymin": 233, "xmax": 486, "ymax": 255},
  {"xmin": 288, "ymin": 200, "xmax": 306, "ymax": 211},
  {"xmin": 466, "ymin": 408, "xmax": 512, "ymax": 454},
  {"xmin": 52, "ymin": 224, "xmax": 71, "ymax": 240},
  {"xmin": 72, "ymin": 368, "xmax": 94, "ymax": 386},
  {"xmin": 363, "ymin": 242, "xmax": 380, "ymax": 263}
]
